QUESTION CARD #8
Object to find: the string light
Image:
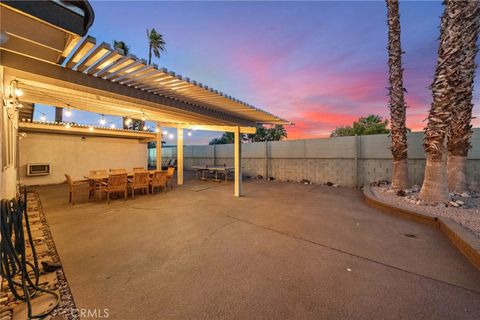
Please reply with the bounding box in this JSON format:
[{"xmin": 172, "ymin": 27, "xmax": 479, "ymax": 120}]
[
  {"xmin": 99, "ymin": 114, "xmax": 106, "ymax": 125},
  {"xmin": 65, "ymin": 123, "xmax": 71, "ymax": 128},
  {"xmin": 40, "ymin": 113, "xmax": 46, "ymax": 122},
  {"xmin": 64, "ymin": 105, "xmax": 72, "ymax": 117},
  {"xmin": 88, "ymin": 126, "xmax": 94, "ymax": 131}
]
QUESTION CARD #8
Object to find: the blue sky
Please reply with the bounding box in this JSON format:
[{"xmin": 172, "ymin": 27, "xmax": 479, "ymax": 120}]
[{"xmin": 34, "ymin": 1, "xmax": 479, "ymax": 144}]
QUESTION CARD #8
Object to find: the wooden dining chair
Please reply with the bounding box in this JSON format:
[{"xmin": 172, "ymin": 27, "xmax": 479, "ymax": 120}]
[
  {"xmin": 100, "ymin": 173, "xmax": 128, "ymax": 204},
  {"xmin": 128, "ymin": 171, "xmax": 150, "ymax": 199},
  {"xmin": 88, "ymin": 170, "xmax": 107, "ymax": 199},
  {"xmin": 166, "ymin": 166, "xmax": 175, "ymax": 189},
  {"xmin": 133, "ymin": 167, "xmax": 145, "ymax": 172},
  {"xmin": 65, "ymin": 174, "xmax": 93, "ymax": 205},
  {"xmin": 150, "ymin": 171, "xmax": 167, "ymax": 194},
  {"xmin": 110, "ymin": 168, "xmax": 127, "ymax": 174}
]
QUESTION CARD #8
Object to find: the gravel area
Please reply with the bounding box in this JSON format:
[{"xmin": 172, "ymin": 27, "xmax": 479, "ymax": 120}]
[{"xmin": 371, "ymin": 182, "xmax": 480, "ymax": 239}]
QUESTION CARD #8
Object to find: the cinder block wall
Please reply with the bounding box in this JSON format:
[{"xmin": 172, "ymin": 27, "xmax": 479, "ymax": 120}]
[{"xmin": 178, "ymin": 129, "xmax": 480, "ymax": 189}]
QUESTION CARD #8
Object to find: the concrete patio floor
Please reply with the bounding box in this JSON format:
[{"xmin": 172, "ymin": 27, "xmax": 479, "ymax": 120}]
[{"xmin": 35, "ymin": 175, "xmax": 480, "ymax": 319}]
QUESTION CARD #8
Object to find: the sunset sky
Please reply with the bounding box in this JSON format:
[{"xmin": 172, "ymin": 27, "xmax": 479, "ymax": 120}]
[{"xmin": 35, "ymin": 1, "xmax": 480, "ymax": 144}]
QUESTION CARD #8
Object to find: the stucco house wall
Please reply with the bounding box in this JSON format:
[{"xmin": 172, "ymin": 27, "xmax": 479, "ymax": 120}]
[{"xmin": 19, "ymin": 132, "xmax": 148, "ymax": 186}]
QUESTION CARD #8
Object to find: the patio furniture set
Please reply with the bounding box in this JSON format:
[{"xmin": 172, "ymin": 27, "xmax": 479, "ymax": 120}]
[
  {"xmin": 192, "ymin": 164, "xmax": 234, "ymax": 182},
  {"xmin": 65, "ymin": 167, "xmax": 175, "ymax": 204}
]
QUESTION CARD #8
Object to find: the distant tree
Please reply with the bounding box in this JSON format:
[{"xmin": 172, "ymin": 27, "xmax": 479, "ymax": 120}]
[
  {"xmin": 113, "ymin": 40, "xmax": 130, "ymax": 55},
  {"xmin": 209, "ymin": 125, "xmax": 287, "ymax": 145},
  {"xmin": 209, "ymin": 132, "xmax": 235, "ymax": 145},
  {"xmin": 146, "ymin": 28, "xmax": 166, "ymax": 65},
  {"xmin": 246, "ymin": 125, "xmax": 288, "ymax": 142},
  {"xmin": 330, "ymin": 115, "xmax": 390, "ymax": 137}
]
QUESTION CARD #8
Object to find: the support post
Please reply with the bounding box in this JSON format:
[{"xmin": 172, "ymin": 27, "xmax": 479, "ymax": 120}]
[
  {"xmin": 354, "ymin": 134, "xmax": 359, "ymax": 187},
  {"xmin": 156, "ymin": 124, "xmax": 162, "ymax": 171},
  {"xmin": 234, "ymin": 127, "xmax": 242, "ymax": 197},
  {"xmin": 177, "ymin": 127, "xmax": 184, "ymax": 185}
]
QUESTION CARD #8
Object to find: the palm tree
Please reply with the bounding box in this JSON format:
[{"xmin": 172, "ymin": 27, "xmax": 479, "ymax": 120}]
[
  {"xmin": 386, "ymin": 0, "xmax": 409, "ymax": 190},
  {"xmin": 419, "ymin": 0, "xmax": 467, "ymax": 203},
  {"xmin": 146, "ymin": 28, "xmax": 166, "ymax": 65},
  {"xmin": 113, "ymin": 40, "xmax": 130, "ymax": 55},
  {"xmin": 446, "ymin": 0, "xmax": 480, "ymax": 192}
]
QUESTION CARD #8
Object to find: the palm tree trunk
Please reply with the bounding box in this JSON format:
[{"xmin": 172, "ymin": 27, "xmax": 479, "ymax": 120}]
[
  {"xmin": 419, "ymin": 0, "xmax": 466, "ymax": 203},
  {"xmin": 386, "ymin": 0, "xmax": 409, "ymax": 190},
  {"xmin": 446, "ymin": 0, "xmax": 480, "ymax": 192},
  {"xmin": 148, "ymin": 44, "xmax": 152, "ymax": 65}
]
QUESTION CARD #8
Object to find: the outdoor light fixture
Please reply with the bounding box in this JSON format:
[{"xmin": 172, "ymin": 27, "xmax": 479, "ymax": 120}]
[
  {"xmin": 110, "ymin": 123, "xmax": 116, "ymax": 129},
  {"xmin": 155, "ymin": 127, "xmax": 160, "ymax": 133},
  {"xmin": 14, "ymin": 88, "xmax": 23, "ymax": 97},
  {"xmin": 88, "ymin": 126, "xmax": 94, "ymax": 131},
  {"xmin": 99, "ymin": 115, "xmax": 106, "ymax": 125},
  {"xmin": 125, "ymin": 118, "xmax": 132, "ymax": 125},
  {"xmin": 143, "ymin": 125, "xmax": 148, "ymax": 131},
  {"xmin": 168, "ymin": 133, "xmax": 174, "ymax": 139},
  {"xmin": 40, "ymin": 113, "xmax": 46, "ymax": 122},
  {"xmin": 64, "ymin": 106, "xmax": 72, "ymax": 117},
  {"xmin": 187, "ymin": 131, "xmax": 192, "ymax": 136}
]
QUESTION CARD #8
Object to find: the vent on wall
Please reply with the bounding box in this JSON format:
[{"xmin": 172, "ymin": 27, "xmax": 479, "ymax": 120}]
[{"xmin": 27, "ymin": 163, "xmax": 51, "ymax": 176}]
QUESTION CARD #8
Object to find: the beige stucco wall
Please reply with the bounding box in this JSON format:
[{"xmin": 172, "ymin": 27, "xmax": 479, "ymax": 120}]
[{"xmin": 19, "ymin": 132, "xmax": 148, "ymax": 186}]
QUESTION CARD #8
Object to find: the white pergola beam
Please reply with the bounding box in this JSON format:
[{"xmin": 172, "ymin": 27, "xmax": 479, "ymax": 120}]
[
  {"xmin": 234, "ymin": 126, "xmax": 242, "ymax": 197},
  {"xmin": 156, "ymin": 124, "xmax": 162, "ymax": 171},
  {"xmin": 156, "ymin": 123, "xmax": 256, "ymax": 134}
]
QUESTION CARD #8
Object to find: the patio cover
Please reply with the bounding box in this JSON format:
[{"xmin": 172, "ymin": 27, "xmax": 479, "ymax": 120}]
[{"xmin": 0, "ymin": 2, "xmax": 289, "ymax": 196}]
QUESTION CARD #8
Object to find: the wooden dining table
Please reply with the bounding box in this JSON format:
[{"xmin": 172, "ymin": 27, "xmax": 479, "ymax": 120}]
[
  {"xmin": 84, "ymin": 170, "xmax": 157, "ymax": 181},
  {"xmin": 84, "ymin": 170, "xmax": 157, "ymax": 199}
]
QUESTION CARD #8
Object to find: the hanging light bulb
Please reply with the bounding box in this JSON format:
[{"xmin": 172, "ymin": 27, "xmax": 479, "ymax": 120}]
[
  {"xmin": 40, "ymin": 113, "xmax": 46, "ymax": 122},
  {"xmin": 187, "ymin": 131, "xmax": 192, "ymax": 136},
  {"xmin": 88, "ymin": 126, "xmax": 94, "ymax": 131},
  {"xmin": 64, "ymin": 106, "xmax": 72, "ymax": 117},
  {"xmin": 110, "ymin": 123, "xmax": 116, "ymax": 129},
  {"xmin": 99, "ymin": 115, "xmax": 106, "ymax": 125}
]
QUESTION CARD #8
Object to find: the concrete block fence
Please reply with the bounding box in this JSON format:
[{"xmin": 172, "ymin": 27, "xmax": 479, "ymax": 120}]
[{"xmin": 156, "ymin": 129, "xmax": 480, "ymax": 189}]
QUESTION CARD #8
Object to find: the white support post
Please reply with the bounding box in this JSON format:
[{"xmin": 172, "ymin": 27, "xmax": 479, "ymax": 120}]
[
  {"xmin": 177, "ymin": 127, "xmax": 184, "ymax": 185},
  {"xmin": 156, "ymin": 124, "xmax": 162, "ymax": 171},
  {"xmin": 234, "ymin": 127, "xmax": 242, "ymax": 197}
]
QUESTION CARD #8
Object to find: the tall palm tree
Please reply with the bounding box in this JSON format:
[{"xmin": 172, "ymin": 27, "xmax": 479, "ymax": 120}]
[
  {"xmin": 146, "ymin": 28, "xmax": 166, "ymax": 65},
  {"xmin": 419, "ymin": 0, "xmax": 467, "ymax": 203},
  {"xmin": 446, "ymin": 0, "xmax": 480, "ymax": 192},
  {"xmin": 113, "ymin": 40, "xmax": 130, "ymax": 55},
  {"xmin": 386, "ymin": 0, "xmax": 409, "ymax": 190}
]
